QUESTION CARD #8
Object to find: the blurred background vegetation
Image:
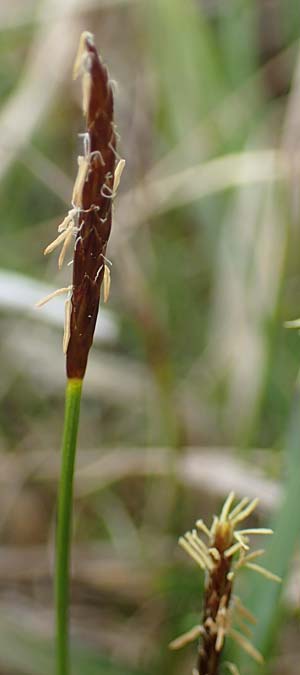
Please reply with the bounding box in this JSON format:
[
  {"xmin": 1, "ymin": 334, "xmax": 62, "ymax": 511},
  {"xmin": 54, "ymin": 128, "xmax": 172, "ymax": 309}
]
[{"xmin": 1, "ymin": 0, "xmax": 300, "ymax": 673}]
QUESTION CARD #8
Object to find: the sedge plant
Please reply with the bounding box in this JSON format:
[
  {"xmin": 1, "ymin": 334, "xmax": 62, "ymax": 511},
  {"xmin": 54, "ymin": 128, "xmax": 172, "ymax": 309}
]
[
  {"xmin": 170, "ymin": 492, "xmax": 281, "ymax": 675},
  {"xmin": 37, "ymin": 32, "xmax": 125, "ymax": 675}
]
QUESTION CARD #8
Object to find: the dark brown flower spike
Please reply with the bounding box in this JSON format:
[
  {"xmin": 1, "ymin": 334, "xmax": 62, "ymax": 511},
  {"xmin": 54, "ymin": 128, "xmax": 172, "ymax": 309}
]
[
  {"xmin": 37, "ymin": 31, "xmax": 125, "ymax": 380},
  {"xmin": 170, "ymin": 493, "xmax": 281, "ymax": 675}
]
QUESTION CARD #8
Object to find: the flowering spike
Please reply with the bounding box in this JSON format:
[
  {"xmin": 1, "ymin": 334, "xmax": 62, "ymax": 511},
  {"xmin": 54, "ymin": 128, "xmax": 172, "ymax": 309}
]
[
  {"xmin": 171, "ymin": 494, "xmax": 281, "ymax": 675},
  {"xmin": 38, "ymin": 32, "xmax": 125, "ymax": 379},
  {"xmin": 66, "ymin": 33, "xmax": 121, "ymax": 379}
]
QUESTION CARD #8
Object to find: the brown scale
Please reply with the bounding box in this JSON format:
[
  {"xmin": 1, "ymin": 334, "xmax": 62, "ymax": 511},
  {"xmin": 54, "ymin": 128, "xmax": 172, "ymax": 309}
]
[
  {"xmin": 67, "ymin": 34, "xmax": 117, "ymax": 379},
  {"xmin": 197, "ymin": 523, "xmax": 233, "ymax": 675}
]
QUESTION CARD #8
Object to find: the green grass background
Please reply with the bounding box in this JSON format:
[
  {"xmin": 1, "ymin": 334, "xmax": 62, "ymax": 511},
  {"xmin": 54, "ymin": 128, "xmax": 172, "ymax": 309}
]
[{"xmin": 0, "ymin": 1, "xmax": 300, "ymax": 673}]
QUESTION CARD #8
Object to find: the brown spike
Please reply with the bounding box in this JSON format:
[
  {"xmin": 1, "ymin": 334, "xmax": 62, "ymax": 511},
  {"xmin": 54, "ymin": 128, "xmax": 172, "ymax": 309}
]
[{"xmin": 66, "ymin": 33, "xmax": 119, "ymax": 379}]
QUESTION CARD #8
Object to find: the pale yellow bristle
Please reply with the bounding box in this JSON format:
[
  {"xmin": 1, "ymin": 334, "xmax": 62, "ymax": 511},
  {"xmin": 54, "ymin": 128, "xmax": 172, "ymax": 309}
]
[{"xmin": 73, "ymin": 31, "xmax": 94, "ymax": 80}]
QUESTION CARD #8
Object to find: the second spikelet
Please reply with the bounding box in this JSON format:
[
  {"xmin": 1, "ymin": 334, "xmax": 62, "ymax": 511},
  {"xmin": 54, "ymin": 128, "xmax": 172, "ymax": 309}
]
[{"xmin": 170, "ymin": 493, "xmax": 281, "ymax": 675}]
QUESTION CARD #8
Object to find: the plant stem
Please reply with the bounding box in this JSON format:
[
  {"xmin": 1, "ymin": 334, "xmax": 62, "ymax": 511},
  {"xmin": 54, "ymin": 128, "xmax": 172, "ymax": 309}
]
[{"xmin": 55, "ymin": 377, "xmax": 83, "ymax": 675}]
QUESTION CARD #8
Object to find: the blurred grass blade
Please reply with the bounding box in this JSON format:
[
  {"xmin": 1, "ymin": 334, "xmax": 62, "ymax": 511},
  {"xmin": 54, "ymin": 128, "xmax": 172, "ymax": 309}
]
[
  {"xmin": 144, "ymin": 0, "xmax": 227, "ymax": 149},
  {"xmin": 0, "ymin": 616, "xmax": 146, "ymax": 675},
  {"xmin": 235, "ymin": 375, "xmax": 300, "ymax": 671}
]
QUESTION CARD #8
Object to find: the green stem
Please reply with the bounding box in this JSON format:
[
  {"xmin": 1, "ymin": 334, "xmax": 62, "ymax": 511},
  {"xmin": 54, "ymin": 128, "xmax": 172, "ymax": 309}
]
[{"xmin": 55, "ymin": 378, "xmax": 83, "ymax": 675}]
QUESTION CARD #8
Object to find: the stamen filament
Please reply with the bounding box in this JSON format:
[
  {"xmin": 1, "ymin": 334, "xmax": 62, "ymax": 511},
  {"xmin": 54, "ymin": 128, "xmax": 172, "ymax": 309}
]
[
  {"xmin": 169, "ymin": 625, "xmax": 202, "ymax": 650},
  {"xmin": 236, "ymin": 528, "xmax": 273, "ymax": 535},
  {"xmin": 231, "ymin": 498, "xmax": 259, "ymax": 525},
  {"xmin": 35, "ymin": 286, "xmax": 72, "ymax": 308},
  {"xmin": 179, "ymin": 537, "xmax": 206, "ymax": 570},
  {"xmin": 220, "ymin": 491, "xmax": 235, "ymax": 522},
  {"xmin": 224, "ymin": 542, "xmax": 243, "ymax": 558},
  {"xmin": 229, "ymin": 628, "xmax": 264, "ymax": 664},
  {"xmin": 196, "ymin": 519, "xmax": 211, "ymax": 538},
  {"xmin": 228, "ymin": 497, "xmax": 249, "ymax": 521},
  {"xmin": 44, "ymin": 229, "xmax": 70, "ymax": 256},
  {"xmin": 245, "ymin": 562, "xmax": 281, "ymax": 582}
]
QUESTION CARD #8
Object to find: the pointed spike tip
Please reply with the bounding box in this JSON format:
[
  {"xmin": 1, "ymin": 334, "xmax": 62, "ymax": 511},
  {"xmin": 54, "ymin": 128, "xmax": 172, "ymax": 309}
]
[{"xmin": 73, "ymin": 31, "xmax": 95, "ymax": 80}]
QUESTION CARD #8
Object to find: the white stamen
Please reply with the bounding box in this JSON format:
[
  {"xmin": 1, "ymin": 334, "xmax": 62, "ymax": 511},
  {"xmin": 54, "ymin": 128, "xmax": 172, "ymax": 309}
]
[
  {"xmin": 236, "ymin": 528, "xmax": 273, "ymax": 536},
  {"xmin": 234, "ymin": 616, "xmax": 253, "ymax": 639},
  {"xmin": 216, "ymin": 626, "xmax": 226, "ymax": 651},
  {"xmin": 232, "ymin": 498, "xmax": 259, "ymax": 525},
  {"xmin": 209, "ymin": 547, "xmax": 221, "ymax": 562},
  {"xmin": 240, "ymin": 549, "xmax": 265, "ymax": 564},
  {"xmin": 113, "ymin": 158, "xmax": 126, "ymax": 194},
  {"xmin": 101, "ymin": 253, "xmax": 112, "ymax": 266},
  {"xmin": 103, "ymin": 264, "xmax": 111, "ymax": 303},
  {"xmin": 101, "ymin": 183, "xmax": 114, "ymax": 199},
  {"xmin": 228, "ymin": 497, "xmax": 249, "ymax": 521},
  {"xmin": 95, "ymin": 264, "xmax": 104, "ymax": 284},
  {"xmin": 220, "ymin": 492, "xmax": 235, "ymax": 522},
  {"xmin": 234, "ymin": 532, "xmax": 249, "ymax": 551},
  {"xmin": 108, "ymin": 141, "xmax": 122, "ymax": 161},
  {"xmin": 233, "ymin": 597, "xmax": 257, "ymax": 625},
  {"xmin": 245, "ymin": 563, "xmax": 281, "ymax": 583},
  {"xmin": 189, "ymin": 531, "xmax": 214, "ymax": 570},
  {"xmin": 44, "ymin": 228, "xmax": 70, "ymax": 256},
  {"xmin": 72, "ymin": 155, "xmax": 90, "ymax": 208},
  {"xmin": 229, "ymin": 628, "xmax": 264, "ymax": 664},
  {"xmin": 196, "ymin": 519, "xmax": 211, "ymax": 538},
  {"xmin": 210, "ymin": 515, "xmax": 219, "ymax": 538},
  {"xmin": 57, "ymin": 208, "xmax": 77, "ymax": 233},
  {"xmin": 63, "ymin": 298, "xmax": 72, "ymax": 353},
  {"xmin": 179, "ymin": 537, "xmax": 206, "ymax": 570},
  {"xmin": 58, "ymin": 227, "xmax": 74, "ymax": 270},
  {"xmin": 35, "ymin": 285, "xmax": 72, "ymax": 308},
  {"xmin": 185, "ymin": 533, "xmax": 211, "ymax": 570},
  {"xmin": 224, "ymin": 542, "xmax": 243, "ymax": 558},
  {"xmin": 225, "ymin": 662, "xmax": 240, "ymax": 675},
  {"xmin": 169, "ymin": 625, "xmax": 202, "ymax": 650}
]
